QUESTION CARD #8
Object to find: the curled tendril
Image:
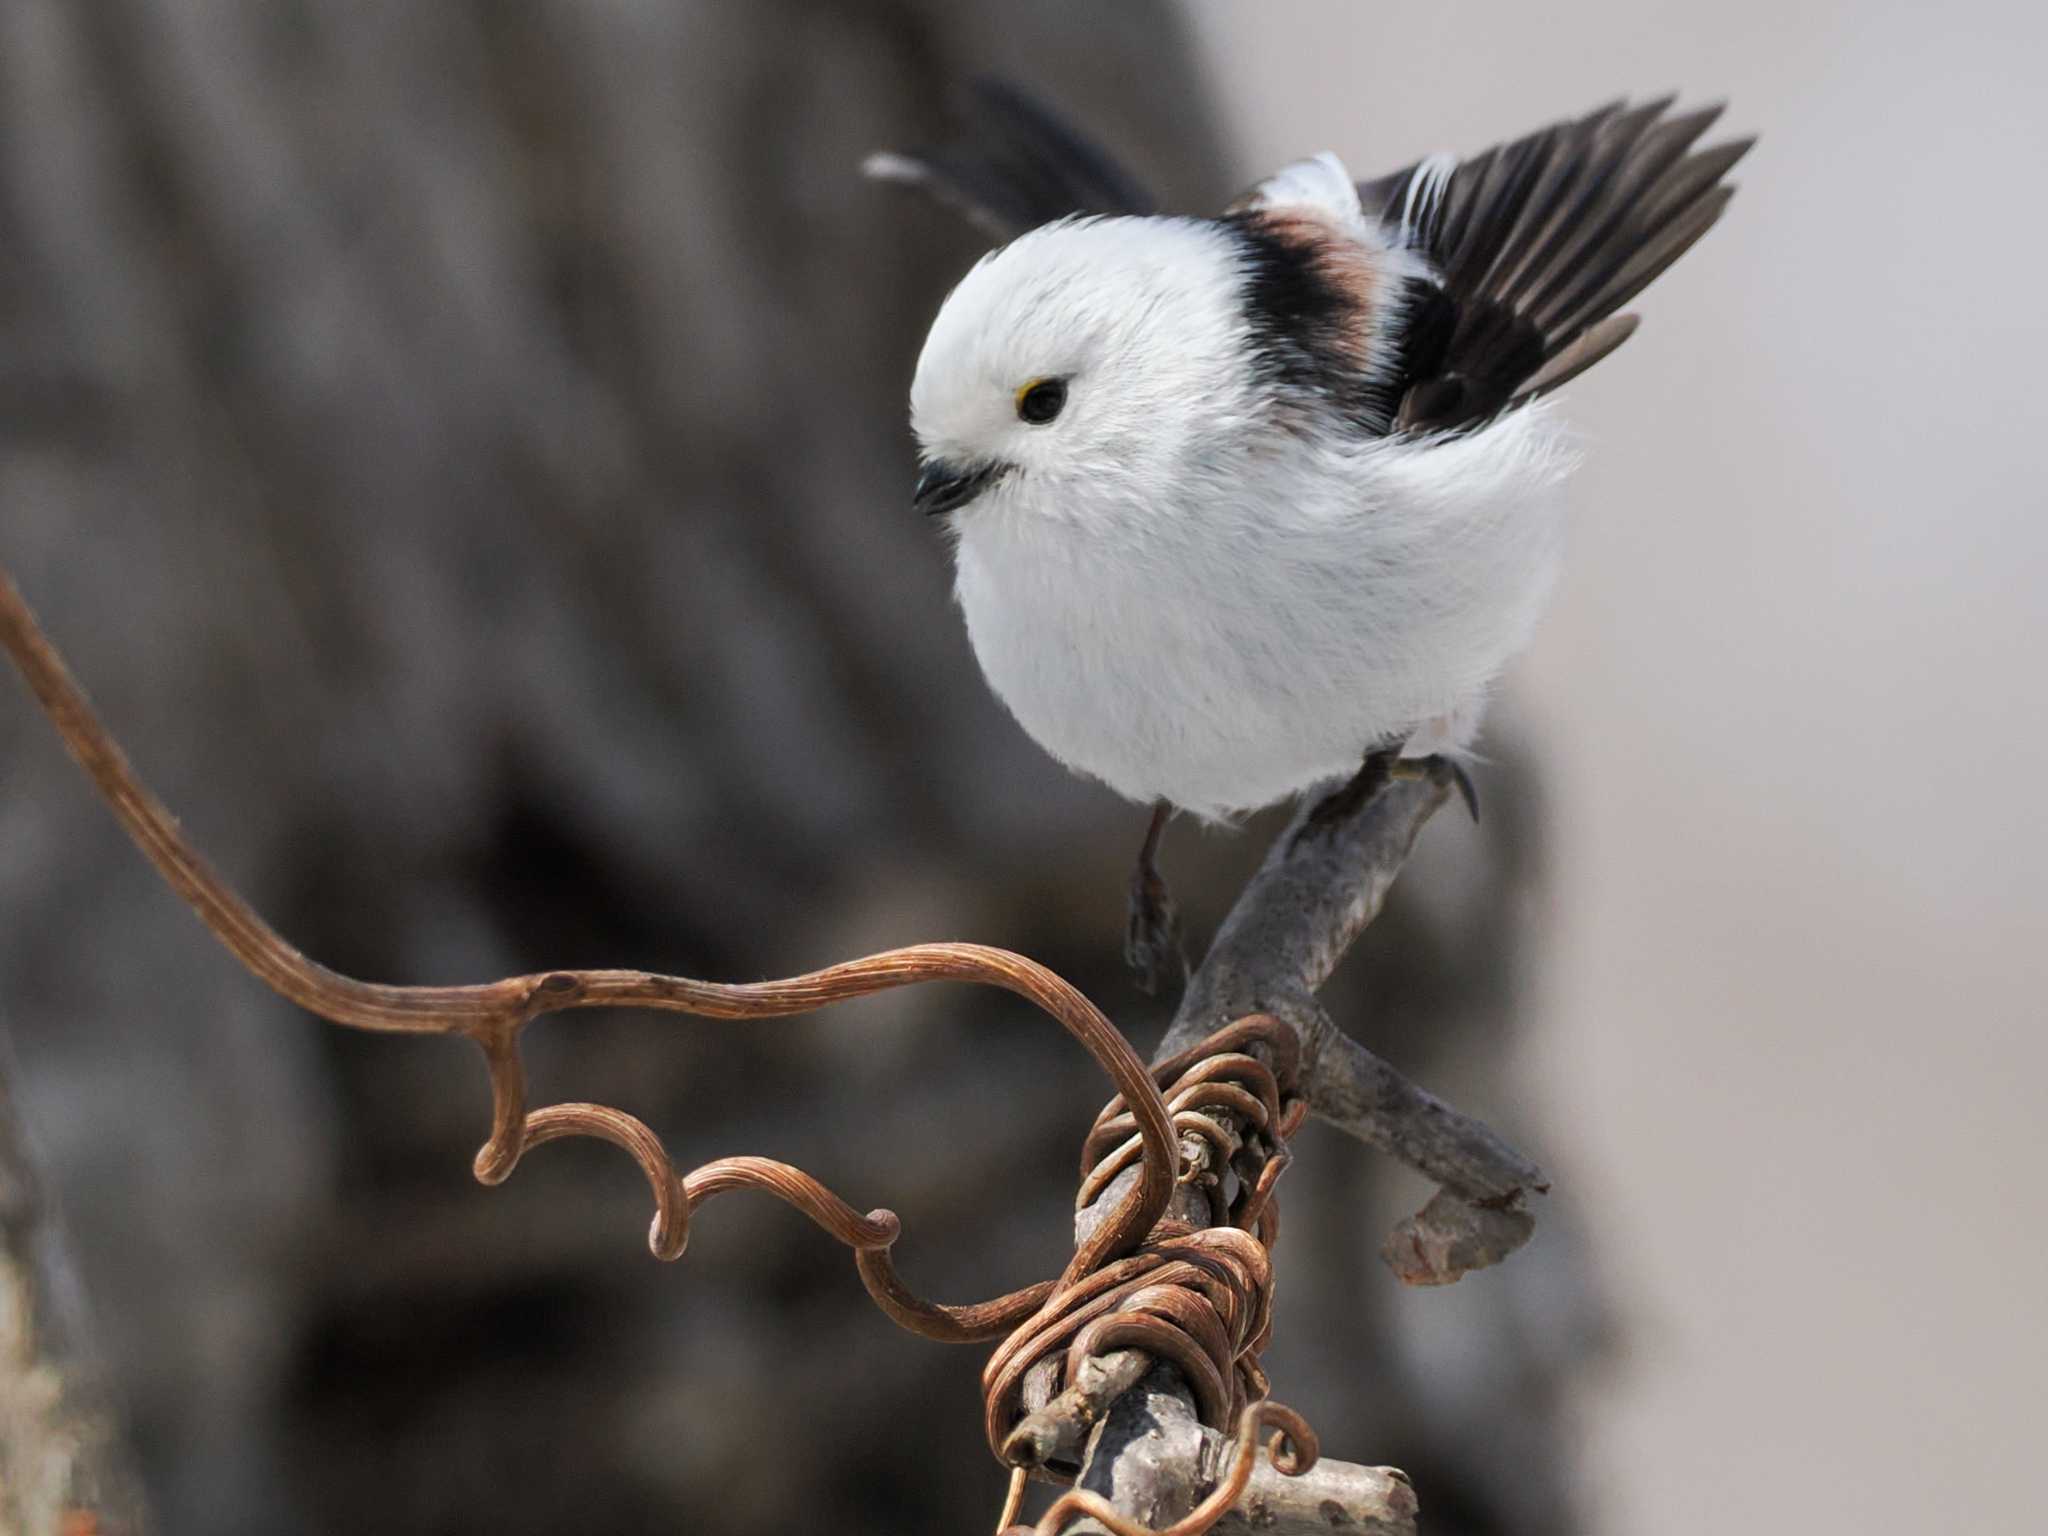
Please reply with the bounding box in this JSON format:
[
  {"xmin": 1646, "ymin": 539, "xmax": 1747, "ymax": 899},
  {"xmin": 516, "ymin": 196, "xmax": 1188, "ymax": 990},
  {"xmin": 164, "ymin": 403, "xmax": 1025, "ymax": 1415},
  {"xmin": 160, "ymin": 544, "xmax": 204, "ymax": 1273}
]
[
  {"xmin": 2, "ymin": 561, "xmax": 1328, "ymax": 1534},
  {"xmin": 0, "ymin": 566, "xmax": 1176, "ymax": 1334}
]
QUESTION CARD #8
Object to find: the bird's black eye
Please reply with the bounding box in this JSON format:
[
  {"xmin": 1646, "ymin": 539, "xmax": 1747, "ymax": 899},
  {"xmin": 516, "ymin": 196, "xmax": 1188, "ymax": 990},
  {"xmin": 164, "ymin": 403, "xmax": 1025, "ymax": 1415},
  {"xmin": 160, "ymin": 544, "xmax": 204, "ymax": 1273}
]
[{"xmin": 1015, "ymin": 377, "xmax": 1067, "ymax": 425}]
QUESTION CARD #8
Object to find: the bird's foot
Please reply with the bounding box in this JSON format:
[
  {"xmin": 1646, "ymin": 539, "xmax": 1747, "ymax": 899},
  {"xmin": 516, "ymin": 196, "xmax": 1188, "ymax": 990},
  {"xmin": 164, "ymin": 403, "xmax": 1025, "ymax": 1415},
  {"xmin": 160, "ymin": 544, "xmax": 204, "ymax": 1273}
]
[
  {"xmin": 1296, "ymin": 748, "xmax": 1478, "ymax": 852},
  {"xmin": 1301, "ymin": 747, "xmax": 1399, "ymax": 837},
  {"xmin": 1124, "ymin": 863, "xmax": 1186, "ymax": 997},
  {"xmin": 1389, "ymin": 754, "xmax": 1481, "ymax": 822},
  {"xmin": 1124, "ymin": 803, "xmax": 1187, "ymax": 997}
]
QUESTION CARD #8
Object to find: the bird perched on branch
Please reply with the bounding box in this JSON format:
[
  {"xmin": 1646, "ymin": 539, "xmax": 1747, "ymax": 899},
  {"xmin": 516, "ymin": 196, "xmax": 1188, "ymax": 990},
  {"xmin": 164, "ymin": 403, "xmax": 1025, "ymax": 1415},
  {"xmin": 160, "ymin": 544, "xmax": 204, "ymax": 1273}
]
[{"xmin": 869, "ymin": 82, "xmax": 1747, "ymax": 990}]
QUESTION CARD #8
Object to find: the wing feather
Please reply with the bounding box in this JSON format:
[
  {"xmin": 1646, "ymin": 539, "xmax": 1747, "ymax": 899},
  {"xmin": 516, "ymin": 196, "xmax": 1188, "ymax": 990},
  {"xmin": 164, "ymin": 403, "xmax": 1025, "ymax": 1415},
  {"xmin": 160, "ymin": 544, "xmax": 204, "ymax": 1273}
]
[{"xmin": 1360, "ymin": 98, "xmax": 1750, "ymax": 432}]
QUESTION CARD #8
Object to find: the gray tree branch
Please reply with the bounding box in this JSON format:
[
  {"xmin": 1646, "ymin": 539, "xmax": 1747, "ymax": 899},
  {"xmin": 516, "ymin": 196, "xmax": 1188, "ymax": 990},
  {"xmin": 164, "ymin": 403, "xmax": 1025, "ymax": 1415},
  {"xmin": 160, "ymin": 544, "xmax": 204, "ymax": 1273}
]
[
  {"xmin": 1071, "ymin": 1363, "xmax": 1417, "ymax": 1536},
  {"xmin": 1062, "ymin": 772, "xmax": 1547, "ymax": 1530}
]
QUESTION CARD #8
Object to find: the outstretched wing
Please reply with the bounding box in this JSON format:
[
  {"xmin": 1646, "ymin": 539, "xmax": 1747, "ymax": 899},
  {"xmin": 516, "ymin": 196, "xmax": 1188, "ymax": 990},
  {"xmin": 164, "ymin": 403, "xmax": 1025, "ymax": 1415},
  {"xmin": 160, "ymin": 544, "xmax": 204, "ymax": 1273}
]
[
  {"xmin": 863, "ymin": 77, "xmax": 1155, "ymax": 242},
  {"xmin": 1357, "ymin": 99, "xmax": 1753, "ymax": 433}
]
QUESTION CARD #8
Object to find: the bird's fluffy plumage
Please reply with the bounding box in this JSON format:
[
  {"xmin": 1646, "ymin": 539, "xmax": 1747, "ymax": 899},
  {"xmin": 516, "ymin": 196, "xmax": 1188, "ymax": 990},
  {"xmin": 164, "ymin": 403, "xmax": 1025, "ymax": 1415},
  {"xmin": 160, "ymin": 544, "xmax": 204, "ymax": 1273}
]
[
  {"xmin": 890, "ymin": 89, "xmax": 1743, "ymax": 818},
  {"xmin": 949, "ymin": 390, "xmax": 1572, "ymax": 816}
]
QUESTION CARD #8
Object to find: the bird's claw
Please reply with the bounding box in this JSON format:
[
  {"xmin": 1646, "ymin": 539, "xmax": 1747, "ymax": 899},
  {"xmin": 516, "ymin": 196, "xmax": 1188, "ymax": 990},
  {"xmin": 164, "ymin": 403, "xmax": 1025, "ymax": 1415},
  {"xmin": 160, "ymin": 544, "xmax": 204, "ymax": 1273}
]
[
  {"xmin": 1389, "ymin": 754, "xmax": 1481, "ymax": 822},
  {"xmin": 1124, "ymin": 864, "xmax": 1187, "ymax": 997},
  {"xmin": 1296, "ymin": 748, "xmax": 1478, "ymax": 853},
  {"xmin": 1301, "ymin": 748, "xmax": 1397, "ymax": 840}
]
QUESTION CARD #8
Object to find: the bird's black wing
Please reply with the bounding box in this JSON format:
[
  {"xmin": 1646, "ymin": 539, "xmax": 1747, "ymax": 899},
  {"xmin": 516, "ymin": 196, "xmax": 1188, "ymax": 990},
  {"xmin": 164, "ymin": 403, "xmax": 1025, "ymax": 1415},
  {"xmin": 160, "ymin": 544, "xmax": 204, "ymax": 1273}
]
[
  {"xmin": 863, "ymin": 76, "xmax": 1155, "ymax": 241},
  {"xmin": 1358, "ymin": 99, "xmax": 1753, "ymax": 433}
]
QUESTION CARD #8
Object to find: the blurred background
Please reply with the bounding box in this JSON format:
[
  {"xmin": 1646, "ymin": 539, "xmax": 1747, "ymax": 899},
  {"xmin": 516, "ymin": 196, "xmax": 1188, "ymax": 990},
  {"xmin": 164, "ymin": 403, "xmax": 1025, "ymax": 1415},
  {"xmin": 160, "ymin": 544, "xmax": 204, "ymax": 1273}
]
[{"xmin": 0, "ymin": 2, "xmax": 2040, "ymax": 1533}]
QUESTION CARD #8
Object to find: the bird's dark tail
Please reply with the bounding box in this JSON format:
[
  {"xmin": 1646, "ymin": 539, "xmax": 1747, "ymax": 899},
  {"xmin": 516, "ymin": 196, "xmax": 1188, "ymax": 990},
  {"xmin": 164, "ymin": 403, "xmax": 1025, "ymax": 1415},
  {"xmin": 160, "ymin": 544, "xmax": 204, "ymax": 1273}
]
[{"xmin": 862, "ymin": 76, "xmax": 1154, "ymax": 243}]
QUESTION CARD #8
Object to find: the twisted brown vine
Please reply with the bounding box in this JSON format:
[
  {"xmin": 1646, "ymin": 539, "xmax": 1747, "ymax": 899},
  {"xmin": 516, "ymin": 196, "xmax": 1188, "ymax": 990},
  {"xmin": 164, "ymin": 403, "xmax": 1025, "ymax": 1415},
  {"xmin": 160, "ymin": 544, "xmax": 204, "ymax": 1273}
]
[
  {"xmin": 0, "ymin": 564, "xmax": 1182, "ymax": 1314},
  {"xmin": 983, "ymin": 1016, "xmax": 1306, "ymax": 1452},
  {"xmin": 1, "ymin": 561, "xmax": 1323, "ymax": 1533}
]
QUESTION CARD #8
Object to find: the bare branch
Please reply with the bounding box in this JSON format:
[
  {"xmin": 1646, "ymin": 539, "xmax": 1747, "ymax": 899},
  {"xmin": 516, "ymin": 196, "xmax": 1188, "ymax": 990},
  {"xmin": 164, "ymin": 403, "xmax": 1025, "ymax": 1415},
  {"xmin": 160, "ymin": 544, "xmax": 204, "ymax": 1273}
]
[
  {"xmin": 1045, "ymin": 1367, "xmax": 1416, "ymax": 1536},
  {"xmin": 1061, "ymin": 773, "xmax": 1551, "ymax": 1526},
  {"xmin": 1166, "ymin": 778, "xmax": 1452, "ymax": 1048},
  {"xmin": 1303, "ymin": 1013, "xmax": 1546, "ymax": 1203},
  {"xmin": 1015, "ymin": 1396, "xmax": 1321, "ymax": 1536},
  {"xmin": 1005, "ymin": 1348, "xmax": 1152, "ymax": 1477},
  {"xmin": 1381, "ymin": 1187, "xmax": 1538, "ymax": 1289},
  {"xmin": 1211, "ymin": 1449, "xmax": 1415, "ymax": 1536},
  {"xmin": 1169, "ymin": 778, "xmax": 1547, "ymax": 1257}
]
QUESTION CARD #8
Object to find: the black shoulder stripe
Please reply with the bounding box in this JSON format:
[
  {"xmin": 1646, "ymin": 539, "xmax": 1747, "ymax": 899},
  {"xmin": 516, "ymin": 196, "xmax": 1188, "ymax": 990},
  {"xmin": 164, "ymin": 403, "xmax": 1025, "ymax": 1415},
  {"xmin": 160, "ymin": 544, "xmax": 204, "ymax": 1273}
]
[
  {"xmin": 1226, "ymin": 213, "xmax": 1401, "ymax": 433},
  {"xmin": 1230, "ymin": 216, "xmax": 1347, "ymax": 391}
]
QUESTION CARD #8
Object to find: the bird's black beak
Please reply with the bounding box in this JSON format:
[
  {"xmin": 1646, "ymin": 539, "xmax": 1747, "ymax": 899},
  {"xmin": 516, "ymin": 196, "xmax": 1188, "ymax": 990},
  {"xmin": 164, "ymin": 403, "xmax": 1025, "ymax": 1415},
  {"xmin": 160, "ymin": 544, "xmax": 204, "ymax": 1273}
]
[{"xmin": 914, "ymin": 458, "xmax": 1005, "ymax": 518}]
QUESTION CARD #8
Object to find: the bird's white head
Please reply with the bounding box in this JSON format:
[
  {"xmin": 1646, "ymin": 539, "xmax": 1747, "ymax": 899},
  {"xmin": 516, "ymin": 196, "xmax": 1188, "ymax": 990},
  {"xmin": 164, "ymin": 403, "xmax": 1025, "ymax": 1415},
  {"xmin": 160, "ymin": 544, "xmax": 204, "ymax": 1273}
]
[{"xmin": 908, "ymin": 215, "xmax": 1261, "ymax": 527}]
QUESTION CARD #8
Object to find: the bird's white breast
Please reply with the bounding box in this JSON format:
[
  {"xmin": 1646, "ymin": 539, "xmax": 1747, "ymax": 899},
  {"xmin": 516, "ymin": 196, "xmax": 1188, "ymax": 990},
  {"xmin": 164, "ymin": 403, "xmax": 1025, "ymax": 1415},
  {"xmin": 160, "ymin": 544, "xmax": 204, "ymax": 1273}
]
[{"xmin": 951, "ymin": 405, "xmax": 1575, "ymax": 818}]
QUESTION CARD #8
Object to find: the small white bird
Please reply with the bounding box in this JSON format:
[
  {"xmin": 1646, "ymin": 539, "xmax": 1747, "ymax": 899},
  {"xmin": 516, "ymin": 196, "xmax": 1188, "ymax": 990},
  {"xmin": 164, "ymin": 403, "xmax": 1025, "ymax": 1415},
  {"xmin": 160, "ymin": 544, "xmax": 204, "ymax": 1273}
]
[{"xmin": 871, "ymin": 84, "xmax": 1747, "ymax": 985}]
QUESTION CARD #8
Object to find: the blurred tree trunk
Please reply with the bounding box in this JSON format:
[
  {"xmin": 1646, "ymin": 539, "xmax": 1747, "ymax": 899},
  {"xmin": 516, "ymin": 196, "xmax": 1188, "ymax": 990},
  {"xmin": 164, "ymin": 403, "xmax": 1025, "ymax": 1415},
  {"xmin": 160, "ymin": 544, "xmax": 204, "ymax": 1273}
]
[{"xmin": 0, "ymin": 4, "xmax": 1599, "ymax": 1532}]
